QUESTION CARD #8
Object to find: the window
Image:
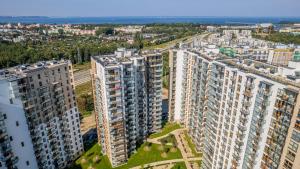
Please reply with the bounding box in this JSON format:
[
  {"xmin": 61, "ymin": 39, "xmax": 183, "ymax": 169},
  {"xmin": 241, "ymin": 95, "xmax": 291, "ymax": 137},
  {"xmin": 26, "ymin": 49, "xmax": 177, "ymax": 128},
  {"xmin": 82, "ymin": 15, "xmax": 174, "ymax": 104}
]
[
  {"xmin": 9, "ymin": 136, "xmax": 13, "ymax": 141},
  {"xmin": 26, "ymin": 161, "xmax": 29, "ymax": 166},
  {"xmin": 21, "ymin": 142, "xmax": 24, "ymax": 147},
  {"xmin": 3, "ymin": 114, "xmax": 7, "ymax": 119},
  {"xmin": 37, "ymin": 74, "xmax": 41, "ymax": 79},
  {"xmin": 289, "ymin": 141, "xmax": 298, "ymax": 152},
  {"xmin": 286, "ymin": 150, "xmax": 295, "ymax": 162},
  {"xmin": 284, "ymin": 159, "xmax": 293, "ymax": 169},
  {"xmin": 16, "ymin": 121, "xmax": 19, "ymax": 126},
  {"xmin": 292, "ymin": 131, "xmax": 300, "ymax": 142}
]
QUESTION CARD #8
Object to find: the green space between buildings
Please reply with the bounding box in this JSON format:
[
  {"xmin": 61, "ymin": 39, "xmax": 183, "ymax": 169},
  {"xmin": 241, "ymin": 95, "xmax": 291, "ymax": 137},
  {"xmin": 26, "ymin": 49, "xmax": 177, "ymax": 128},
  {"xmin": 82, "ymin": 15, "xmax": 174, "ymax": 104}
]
[
  {"xmin": 171, "ymin": 162, "xmax": 187, "ymax": 169},
  {"xmin": 184, "ymin": 131, "xmax": 202, "ymax": 157},
  {"xmin": 70, "ymin": 142, "xmax": 182, "ymax": 169},
  {"xmin": 75, "ymin": 81, "xmax": 94, "ymax": 118},
  {"xmin": 73, "ymin": 62, "xmax": 91, "ymax": 72},
  {"xmin": 149, "ymin": 123, "xmax": 182, "ymax": 139}
]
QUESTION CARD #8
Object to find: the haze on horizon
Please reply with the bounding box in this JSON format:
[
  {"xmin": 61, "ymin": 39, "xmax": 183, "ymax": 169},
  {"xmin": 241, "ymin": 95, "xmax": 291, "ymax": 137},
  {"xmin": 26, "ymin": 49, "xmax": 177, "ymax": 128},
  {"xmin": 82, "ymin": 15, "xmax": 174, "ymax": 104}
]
[{"xmin": 0, "ymin": 0, "xmax": 300, "ymax": 17}]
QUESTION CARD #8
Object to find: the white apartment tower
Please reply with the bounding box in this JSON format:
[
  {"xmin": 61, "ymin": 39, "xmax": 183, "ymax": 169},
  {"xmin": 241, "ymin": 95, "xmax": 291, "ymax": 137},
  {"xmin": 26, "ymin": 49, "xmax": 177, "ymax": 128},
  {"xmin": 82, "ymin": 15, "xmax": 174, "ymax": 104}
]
[
  {"xmin": 91, "ymin": 48, "xmax": 163, "ymax": 167},
  {"xmin": 0, "ymin": 60, "xmax": 83, "ymax": 169},
  {"xmin": 169, "ymin": 48, "xmax": 300, "ymax": 169}
]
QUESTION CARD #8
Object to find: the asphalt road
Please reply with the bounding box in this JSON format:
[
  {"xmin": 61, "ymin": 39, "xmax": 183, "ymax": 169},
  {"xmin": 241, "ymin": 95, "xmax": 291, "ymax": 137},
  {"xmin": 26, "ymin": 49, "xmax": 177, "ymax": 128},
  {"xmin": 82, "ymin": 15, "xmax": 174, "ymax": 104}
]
[{"xmin": 73, "ymin": 69, "xmax": 91, "ymax": 86}]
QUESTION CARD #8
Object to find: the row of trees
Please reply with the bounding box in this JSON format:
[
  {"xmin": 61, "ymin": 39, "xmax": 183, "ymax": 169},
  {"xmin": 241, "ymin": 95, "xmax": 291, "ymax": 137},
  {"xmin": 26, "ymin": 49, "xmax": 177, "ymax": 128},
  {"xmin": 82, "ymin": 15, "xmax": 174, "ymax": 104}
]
[
  {"xmin": 253, "ymin": 32, "xmax": 300, "ymax": 45},
  {"xmin": 0, "ymin": 24, "xmax": 203, "ymax": 68},
  {"xmin": 0, "ymin": 39, "xmax": 132, "ymax": 68}
]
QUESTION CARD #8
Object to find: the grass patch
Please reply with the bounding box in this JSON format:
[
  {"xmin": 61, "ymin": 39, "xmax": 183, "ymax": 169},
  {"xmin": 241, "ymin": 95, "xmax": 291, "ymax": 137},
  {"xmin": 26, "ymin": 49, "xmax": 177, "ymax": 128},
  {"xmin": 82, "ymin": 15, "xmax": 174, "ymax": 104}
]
[
  {"xmin": 74, "ymin": 62, "xmax": 91, "ymax": 72},
  {"xmin": 71, "ymin": 142, "xmax": 182, "ymax": 169},
  {"xmin": 149, "ymin": 123, "xmax": 181, "ymax": 139},
  {"xmin": 171, "ymin": 162, "xmax": 187, "ymax": 169},
  {"xmin": 159, "ymin": 134, "xmax": 177, "ymax": 146},
  {"xmin": 115, "ymin": 143, "xmax": 182, "ymax": 169},
  {"xmin": 184, "ymin": 131, "xmax": 202, "ymax": 157},
  {"xmin": 70, "ymin": 143, "xmax": 112, "ymax": 169},
  {"xmin": 75, "ymin": 81, "xmax": 92, "ymax": 96},
  {"xmin": 75, "ymin": 81, "xmax": 94, "ymax": 116}
]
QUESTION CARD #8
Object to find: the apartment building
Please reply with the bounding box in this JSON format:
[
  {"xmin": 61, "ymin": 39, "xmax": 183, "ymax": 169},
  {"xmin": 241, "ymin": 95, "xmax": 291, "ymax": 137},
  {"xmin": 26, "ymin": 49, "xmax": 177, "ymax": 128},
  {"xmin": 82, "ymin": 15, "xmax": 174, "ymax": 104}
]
[
  {"xmin": 169, "ymin": 47, "xmax": 300, "ymax": 169},
  {"xmin": 201, "ymin": 60, "xmax": 300, "ymax": 169},
  {"xmin": 0, "ymin": 60, "xmax": 83, "ymax": 169},
  {"xmin": 91, "ymin": 48, "xmax": 162, "ymax": 167},
  {"xmin": 250, "ymin": 48, "xmax": 270, "ymax": 61},
  {"xmin": 168, "ymin": 49, "xmax": 220, "ymax": 152},
  {"xmin": 268, "ymin": 48, "xmax": 294, "ymax": 66}
]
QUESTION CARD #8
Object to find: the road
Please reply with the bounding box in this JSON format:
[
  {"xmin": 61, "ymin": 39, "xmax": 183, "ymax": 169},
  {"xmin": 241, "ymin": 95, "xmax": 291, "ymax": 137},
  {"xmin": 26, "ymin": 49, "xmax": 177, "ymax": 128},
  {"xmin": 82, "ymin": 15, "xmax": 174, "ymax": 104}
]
[
  {"xmin": 158, "ymin": 33, "xmax": 210, "ymax": 53},
  {"xmin": 73, "ymin": 69, "xmax": 91, "ymax": 86}
]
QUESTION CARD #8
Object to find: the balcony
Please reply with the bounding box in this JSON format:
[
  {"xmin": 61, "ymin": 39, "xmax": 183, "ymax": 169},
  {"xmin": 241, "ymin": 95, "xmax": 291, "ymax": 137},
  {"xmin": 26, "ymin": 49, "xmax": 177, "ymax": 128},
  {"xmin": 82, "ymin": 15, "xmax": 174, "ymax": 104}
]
[{"xmin": 244, "ymin": 90, "xmax": 253, "ymax": 97}]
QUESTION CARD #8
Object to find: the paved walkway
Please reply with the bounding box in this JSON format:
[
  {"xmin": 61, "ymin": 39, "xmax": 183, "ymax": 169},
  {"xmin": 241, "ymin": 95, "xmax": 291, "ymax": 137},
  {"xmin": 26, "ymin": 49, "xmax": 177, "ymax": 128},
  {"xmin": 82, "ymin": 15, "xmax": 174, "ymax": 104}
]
[
  {"xmin": 74, "ymin": 69, "xmax": 91, "ymax": 86},
  {"xmin": 146, "ymin": 128, "xmax": 186, "ymax": 144},
  {"xmin": 143, "ymin": 128, "xmax": 200, "ymax": 169},
  {"xmin": 130, "ymin": 158, "xmax": 201, "ymax": 169}
]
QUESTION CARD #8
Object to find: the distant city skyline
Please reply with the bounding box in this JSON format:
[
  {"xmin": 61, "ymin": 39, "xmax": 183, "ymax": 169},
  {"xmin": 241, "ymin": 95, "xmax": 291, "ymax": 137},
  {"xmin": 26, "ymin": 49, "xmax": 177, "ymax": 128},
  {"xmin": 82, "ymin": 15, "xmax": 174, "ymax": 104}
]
[{"xmin": 0, "ymin": 0, "xmax": 300, "ymax": 17}]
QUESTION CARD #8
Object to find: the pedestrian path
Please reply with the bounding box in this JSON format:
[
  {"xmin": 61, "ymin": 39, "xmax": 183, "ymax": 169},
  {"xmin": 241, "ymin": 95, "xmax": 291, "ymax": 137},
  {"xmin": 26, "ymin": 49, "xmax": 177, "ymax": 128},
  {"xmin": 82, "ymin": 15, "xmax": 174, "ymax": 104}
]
[{"xmin": 140, "ymin": 128, "xmax": 201, "ymax": 169}]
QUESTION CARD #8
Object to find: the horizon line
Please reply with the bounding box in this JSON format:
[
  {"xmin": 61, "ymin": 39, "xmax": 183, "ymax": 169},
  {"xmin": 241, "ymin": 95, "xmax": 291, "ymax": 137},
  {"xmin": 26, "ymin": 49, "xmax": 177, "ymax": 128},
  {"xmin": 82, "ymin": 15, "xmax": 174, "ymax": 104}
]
[{"xmin": 1, "ymin": 15, "xmax": 300, "ymax": 18}]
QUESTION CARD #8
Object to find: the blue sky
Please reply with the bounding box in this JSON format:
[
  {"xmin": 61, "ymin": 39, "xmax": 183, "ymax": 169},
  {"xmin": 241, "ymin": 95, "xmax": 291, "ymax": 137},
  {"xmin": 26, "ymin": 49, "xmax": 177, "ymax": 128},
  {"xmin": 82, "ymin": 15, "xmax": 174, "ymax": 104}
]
[{"xmin": 0, "ymin": 0, "xmax": 300, "ymax": 17}]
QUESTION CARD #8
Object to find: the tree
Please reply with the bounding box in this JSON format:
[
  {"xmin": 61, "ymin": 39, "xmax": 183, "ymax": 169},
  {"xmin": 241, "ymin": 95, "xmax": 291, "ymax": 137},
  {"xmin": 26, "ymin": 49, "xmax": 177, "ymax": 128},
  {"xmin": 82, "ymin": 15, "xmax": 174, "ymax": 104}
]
[
  {"xmin": 104, "ymin": 28, "xmax": 114, "ymax": 35},
  {"xmin": 96, "ymin": 27, "xmax": 114, "ymax": 36},
  {"xmin": 134, "ymin": 33, "xmax": 144, "ymax": 49},
  {"xmin": 58, "ymin": 29, "xmax": 64, "ymax": 35}
]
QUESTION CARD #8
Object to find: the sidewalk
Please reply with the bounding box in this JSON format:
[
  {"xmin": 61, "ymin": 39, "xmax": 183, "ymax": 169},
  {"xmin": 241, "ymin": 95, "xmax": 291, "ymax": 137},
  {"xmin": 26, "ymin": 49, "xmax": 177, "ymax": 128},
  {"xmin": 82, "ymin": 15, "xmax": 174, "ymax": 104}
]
[{"xmin": 145, "ymin": 128, "xmax": 200, "ymax": 169}]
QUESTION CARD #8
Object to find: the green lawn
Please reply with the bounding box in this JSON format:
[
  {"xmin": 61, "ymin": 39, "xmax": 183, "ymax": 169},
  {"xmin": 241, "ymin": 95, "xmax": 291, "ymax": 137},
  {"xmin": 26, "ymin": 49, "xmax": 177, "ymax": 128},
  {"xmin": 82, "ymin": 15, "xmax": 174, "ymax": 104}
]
[
  {"xmin": 71, "ymin": 142, "xmax": 182, "ymax": 169},
  {"xmin": 184, "ymin": 131, "xmax": 202, "ymax": 157},
  {"xmin": 75, "ymin": 81, "xmax": 94, "ymax": 117},
  {"xmin": 159, "ymin": 134, "xmax": 177, "ymax": 146},
  {"xmin": 70, "ymin": 143, "xmax": 112, "ymax": 169},
  {"xmin": 75, "ymin": 81, "xmax": 92, "ymax": 96},
  {"xmin": 116, "ymin": 143, "xmax": 182, "ymax": 169},
  {"xmin": 73, "ymin": 62, "xmax": 91, "ymax": 72},
  {"xmin": 171, "ymin": 162, "xmax": 187, "ymax": 169},
  {"xmin": 149, "ymin": 123, "xmax": 182, "ymax": 139}
]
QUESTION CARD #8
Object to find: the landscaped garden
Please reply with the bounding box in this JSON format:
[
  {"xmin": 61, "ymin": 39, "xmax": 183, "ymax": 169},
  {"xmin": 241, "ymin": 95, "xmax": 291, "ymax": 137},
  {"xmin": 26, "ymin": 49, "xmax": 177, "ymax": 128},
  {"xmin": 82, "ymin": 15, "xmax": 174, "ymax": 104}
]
[
  {"xmin": 184, "ymin": 131, "xmax": 202, "ymax": 157},
  {"xmin": 70, "ymin": 141, "xmax": 182, "ymax": 169},
  {"xmin": 171, "ymin": 162, "xmax": 187, "ymax": 169},
  {"xmin": 159, "ymin": 134, "xmax": 177, "ymax": 145},
  {"xmin": 149, "ymin": 123, "xmax": 182, "ymax": 139}
]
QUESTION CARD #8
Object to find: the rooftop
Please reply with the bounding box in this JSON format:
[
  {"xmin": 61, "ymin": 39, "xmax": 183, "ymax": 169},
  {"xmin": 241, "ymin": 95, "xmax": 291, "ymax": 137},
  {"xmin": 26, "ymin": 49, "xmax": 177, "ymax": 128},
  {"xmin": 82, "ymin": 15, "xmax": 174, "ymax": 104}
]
[
  {"xmin": 219, "ymin": 59, "xmax": 300, "ymax": 89},
  {"xmin": 0, "ymin": 59, "xmax": 70, "ymax": 81}
]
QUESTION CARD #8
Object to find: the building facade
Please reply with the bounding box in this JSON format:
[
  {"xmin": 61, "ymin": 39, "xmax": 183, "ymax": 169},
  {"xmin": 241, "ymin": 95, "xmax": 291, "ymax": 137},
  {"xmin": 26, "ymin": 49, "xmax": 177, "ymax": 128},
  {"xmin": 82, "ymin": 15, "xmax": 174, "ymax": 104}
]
[
  {"xmin": 0, "ymin": 60, "xmax": 83, "ymax": 169},
  {"xmin": 169, "ymin": 48, "xmax": 300, "ymax": 169},
  {"xmin": 91, "ymin": 48, "xmax": 162, "ymax": 167},
  {"xmin": 268, "ymin": 49, "xmax": 294, "ymax": 66}
]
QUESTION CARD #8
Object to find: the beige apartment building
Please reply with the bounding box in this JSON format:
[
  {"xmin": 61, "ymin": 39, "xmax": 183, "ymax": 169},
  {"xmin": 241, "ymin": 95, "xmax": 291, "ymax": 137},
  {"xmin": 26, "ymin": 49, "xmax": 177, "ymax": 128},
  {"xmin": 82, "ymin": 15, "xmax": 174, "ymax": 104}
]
[
  {"xmin": 268, "ymin": 49, "xmax": 294, "ymax": 66},
  {"xmin": 0, "ymin": 60, "xmax": 83, "ymax": 169}
]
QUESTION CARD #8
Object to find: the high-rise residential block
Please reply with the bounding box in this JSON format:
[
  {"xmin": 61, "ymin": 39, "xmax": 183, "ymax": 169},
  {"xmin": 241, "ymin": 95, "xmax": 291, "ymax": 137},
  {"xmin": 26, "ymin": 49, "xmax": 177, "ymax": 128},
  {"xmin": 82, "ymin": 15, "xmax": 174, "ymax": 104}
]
[
  {"xmin": 267, "ymin": 48, "xmax": 294, "ymax": 66},
  {"xmin": 169, "ymin": 48, "xmax": 300, "ymax": 169},
  {"xmin": 91, "ymin": 48, "xmax": 162, "ymax": 167},
  {"xmin": 0, "ymin": 60, "xmax": 83, "ymax": 169}
]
